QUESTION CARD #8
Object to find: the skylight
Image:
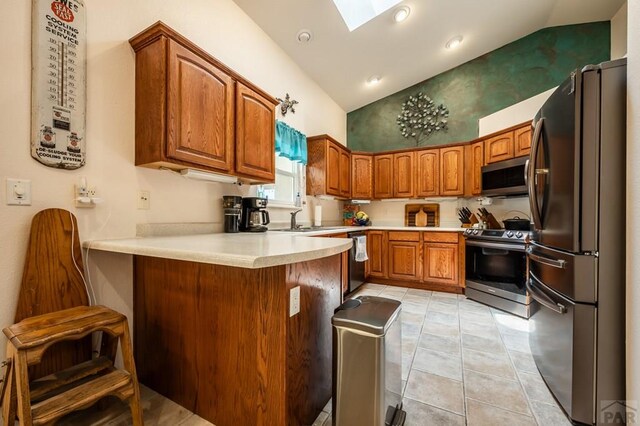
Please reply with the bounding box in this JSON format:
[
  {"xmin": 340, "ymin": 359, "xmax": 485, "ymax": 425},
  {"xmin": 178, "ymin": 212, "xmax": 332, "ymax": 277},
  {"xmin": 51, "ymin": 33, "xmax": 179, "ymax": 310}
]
[{"xmin": 331, "ymin": 0, "xmax": 403, "ymax": 31}]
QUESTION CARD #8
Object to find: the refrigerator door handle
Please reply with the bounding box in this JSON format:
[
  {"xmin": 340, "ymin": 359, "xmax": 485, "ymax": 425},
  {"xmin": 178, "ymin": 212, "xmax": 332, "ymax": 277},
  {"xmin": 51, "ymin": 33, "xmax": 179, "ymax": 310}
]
[
  {"xmin": 528, "ymin": 118, "xmax": 544, "ymax": 231},
  {"xmin": 527, "ymin": 248, "xmax": 566, "ymax": 269},
  {"xmin": 527, "ymin": 273, "xmax": 567, "ymax": 314}
]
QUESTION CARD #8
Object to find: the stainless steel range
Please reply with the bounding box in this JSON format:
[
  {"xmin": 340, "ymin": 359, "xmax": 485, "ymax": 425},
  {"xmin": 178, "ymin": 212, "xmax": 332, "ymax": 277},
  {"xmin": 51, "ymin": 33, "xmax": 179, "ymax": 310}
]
[{"xmin": 463, "ymin": 228, "xmax": 535, "ymax": 318}]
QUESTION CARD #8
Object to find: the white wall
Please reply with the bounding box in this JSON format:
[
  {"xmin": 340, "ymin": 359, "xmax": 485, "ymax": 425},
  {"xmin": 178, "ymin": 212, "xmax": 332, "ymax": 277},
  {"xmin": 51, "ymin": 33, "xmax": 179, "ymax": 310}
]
[
  {"xmin": 626, "ymin": 0, "xmax": 639, "ymax": 409},
  {"xmin": 478, "ymin": 88, "xmax": 555, "ymax": 137},
  {"xmin": 0, "ymin": 0, "xmax": 346, "ymax": 358},
  {"xmin": 611, "ymin": 2, "xmax": 628, "ymax": 59}
]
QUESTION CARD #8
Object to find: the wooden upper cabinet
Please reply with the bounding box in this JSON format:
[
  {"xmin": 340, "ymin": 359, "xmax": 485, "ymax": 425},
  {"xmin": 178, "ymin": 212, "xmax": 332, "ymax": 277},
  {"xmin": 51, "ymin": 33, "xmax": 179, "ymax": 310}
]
[
  {"xmin": 464, "ymin": 141, "xmax": 483, "ymax": 197},
  {"xmin": 235, "ymin": 83, "xmax": 276, "ymax": 181},
  {"xmin": 514, "ymin": 126, "xmax": 532, "ymax": 158},
  {"xmin": 339, "ymin": 148, "xmax": 351, "ymax": 198},
  {"xmin": 393, "ymin": 152, "xmax": 415, "ymax": 198},
  {"xmin": 484, "ymin": 132, "xmax": 514, "ymax": 164},
  {"xmin": 306, "ymin": 136, "xmax": 350, "ymax": 199},
  {"xmin": 166, "ymin": 40, "xmax": 235, "ymax": 172},
  {"xmin": 326, "ymin": 142, "xmax": 341, "ymax": 196},
  {"xmin": 440, "ymin": 146, "xmax": 464, "ymax": 196},
  {"xmin": 129, "ymin": 22, "xmax": 277, "ymax": 183},
  {"xmin": 416, "ymin": 149, "xmax": 439, "ymax": 197},
  {"xmin": 374, "ymin": 154, "xmax": 394, "ymax": 199},
  {"xmin": 351, "ymin": 154, "xmax": 373, "ymax": 199},
  {"xmin": 367, "ymin": 231, "xmax": 388, "ymax": 279}
]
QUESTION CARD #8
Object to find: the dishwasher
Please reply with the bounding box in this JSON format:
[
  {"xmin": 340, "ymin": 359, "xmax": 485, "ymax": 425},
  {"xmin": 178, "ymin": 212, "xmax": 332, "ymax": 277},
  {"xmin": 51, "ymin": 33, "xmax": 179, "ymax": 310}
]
[{"xmin": 347, "ymin": 231, "xmax": 367, "ymax": 294}]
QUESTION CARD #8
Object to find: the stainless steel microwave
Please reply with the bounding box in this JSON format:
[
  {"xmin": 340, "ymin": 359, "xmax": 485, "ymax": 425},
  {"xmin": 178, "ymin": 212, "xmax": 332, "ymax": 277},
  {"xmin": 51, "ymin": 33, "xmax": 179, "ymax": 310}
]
[{"xmin": 481, "ymin": 157, "xmax": 528, "ymax": 197}]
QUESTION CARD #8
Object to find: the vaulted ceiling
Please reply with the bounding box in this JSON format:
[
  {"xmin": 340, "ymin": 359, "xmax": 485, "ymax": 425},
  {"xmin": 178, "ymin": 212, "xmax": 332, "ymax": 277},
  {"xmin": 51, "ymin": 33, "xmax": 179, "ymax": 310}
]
[{"xmin": 233, "ymin": 0, "xmax": 625, "ymax": 112}]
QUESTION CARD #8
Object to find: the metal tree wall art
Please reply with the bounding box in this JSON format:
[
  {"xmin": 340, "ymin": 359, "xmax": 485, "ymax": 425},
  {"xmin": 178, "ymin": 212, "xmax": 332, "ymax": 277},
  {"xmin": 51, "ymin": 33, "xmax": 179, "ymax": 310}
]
[
  {"xmin": 276, "ymin": 93, "xmax": 299, "ymax": 116},
  {"xmin": 397, "ymin": 92, "xmax": 449, "ymax": 145}
]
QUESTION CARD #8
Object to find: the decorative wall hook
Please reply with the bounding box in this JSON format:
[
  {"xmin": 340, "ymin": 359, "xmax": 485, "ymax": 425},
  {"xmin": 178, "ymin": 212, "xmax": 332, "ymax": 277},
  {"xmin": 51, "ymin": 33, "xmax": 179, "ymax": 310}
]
[{"xmin": 276, "ymin": 93, "xmax": 299, "ymax": 116}]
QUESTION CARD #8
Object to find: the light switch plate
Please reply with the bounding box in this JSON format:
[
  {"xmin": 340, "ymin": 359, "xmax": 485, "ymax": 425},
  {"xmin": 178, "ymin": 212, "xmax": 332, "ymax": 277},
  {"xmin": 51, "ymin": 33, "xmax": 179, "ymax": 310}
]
[
  {"xmin": 6, "ymin": 179, "xmax": 31, "ymax": 206},
  {"xmin": 290, "ymin": 286, "xmax": 300, "ymax": 317}
]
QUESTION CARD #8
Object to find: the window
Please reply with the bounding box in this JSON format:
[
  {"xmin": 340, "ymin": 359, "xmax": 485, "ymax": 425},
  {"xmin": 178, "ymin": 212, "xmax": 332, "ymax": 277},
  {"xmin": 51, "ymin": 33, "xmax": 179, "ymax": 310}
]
[
  {"xmin": 331, "ymin": 0, "xmax": 402, "ymax": 31},
  {"xmin": 259, "ymin": 156, "xmax": 303, "ymax": 206}
]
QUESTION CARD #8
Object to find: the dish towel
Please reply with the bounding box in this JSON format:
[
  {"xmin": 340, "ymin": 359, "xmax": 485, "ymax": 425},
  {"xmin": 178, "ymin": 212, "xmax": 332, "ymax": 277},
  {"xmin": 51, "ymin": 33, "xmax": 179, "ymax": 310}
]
[{"xmin": 355, "ymin": 235, "xmax": 368, "ymax": 262}]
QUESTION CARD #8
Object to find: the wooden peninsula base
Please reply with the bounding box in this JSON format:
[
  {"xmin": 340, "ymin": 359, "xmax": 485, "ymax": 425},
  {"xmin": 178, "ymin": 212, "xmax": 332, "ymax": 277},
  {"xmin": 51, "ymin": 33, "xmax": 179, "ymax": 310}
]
[{"xmin": 133, "ymin": 254, "xmax": 342, "ymax": 426}]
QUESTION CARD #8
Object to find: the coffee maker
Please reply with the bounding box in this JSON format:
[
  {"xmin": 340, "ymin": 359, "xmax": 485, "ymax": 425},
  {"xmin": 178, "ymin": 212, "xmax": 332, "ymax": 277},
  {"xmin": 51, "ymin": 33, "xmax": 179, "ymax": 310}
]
[
  {"xmin": 222, "ymin": 196, "xmax": 242, "ymax": 233},
  {"xmin": 240, "ymin": 197, "xmax": 270, "ymax": 232}
]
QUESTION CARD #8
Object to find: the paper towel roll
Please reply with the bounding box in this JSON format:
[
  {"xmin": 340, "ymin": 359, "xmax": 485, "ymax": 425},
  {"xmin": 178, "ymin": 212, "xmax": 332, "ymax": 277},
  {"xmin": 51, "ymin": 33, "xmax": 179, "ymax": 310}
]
[{"xmin": 314, "ymin": 206, "xmax": 322, "ymax": 227}]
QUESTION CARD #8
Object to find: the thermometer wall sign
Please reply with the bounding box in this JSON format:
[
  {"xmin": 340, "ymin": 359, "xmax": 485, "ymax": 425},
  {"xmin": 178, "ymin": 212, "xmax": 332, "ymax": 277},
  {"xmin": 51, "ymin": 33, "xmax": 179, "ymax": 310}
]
[{"xmin": 31, "ymin": 0, "xmax": 86, "ymax": 169}]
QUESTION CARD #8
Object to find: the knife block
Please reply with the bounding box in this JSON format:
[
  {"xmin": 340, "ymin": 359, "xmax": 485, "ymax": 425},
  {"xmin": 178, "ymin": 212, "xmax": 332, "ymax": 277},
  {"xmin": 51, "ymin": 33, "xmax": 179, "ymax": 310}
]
[{"xmin": 461, "ymin": 214, "xmax": 480, "ymax": 228}]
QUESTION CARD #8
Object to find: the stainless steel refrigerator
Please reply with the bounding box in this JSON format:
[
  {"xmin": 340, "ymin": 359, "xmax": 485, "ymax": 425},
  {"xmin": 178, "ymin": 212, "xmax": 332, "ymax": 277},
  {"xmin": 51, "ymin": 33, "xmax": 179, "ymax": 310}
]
[{"xmin": 527, "ymin": 59, "xmax": 626, "ymax": 425}]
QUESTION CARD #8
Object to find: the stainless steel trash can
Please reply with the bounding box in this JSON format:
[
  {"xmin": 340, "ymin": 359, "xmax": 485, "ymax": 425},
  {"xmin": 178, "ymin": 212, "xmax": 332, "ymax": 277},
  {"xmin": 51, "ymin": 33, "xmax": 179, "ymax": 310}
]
[{"xmin": 332, "ymin": 296, "xmax": 406, "ymax": 426}]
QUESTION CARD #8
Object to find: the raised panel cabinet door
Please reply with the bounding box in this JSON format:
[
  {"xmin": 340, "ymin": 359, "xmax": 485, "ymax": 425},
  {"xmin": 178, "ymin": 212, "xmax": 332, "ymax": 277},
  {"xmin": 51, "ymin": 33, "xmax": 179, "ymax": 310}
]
[
  {"xmin": 416, "ymin": 149, "xmax": 439, "ymax": 197},
  {"xmin": 167, "ymin": 40, "xmax": 235, "ymax": 171},
  {"xmin": 325, "ymin": 142, "xmax": 341, "ymax": 196},
  {"xmin": 367, "ymin": 231, "xmax": 387, "ymax": 278},
  {"xmin": 373, "ymin": 154, "xmax": 394, "ymax": 199},
  {"xmin": 235, "ymin": 82, "xmax": 276, "ymax": 181},
  {"xmin": 388, "ymin": 241, "xmax": 421, "ymax": 281},
  {"xmin": 351, "ymin": 154, "xmax": 373, "ymax": 199},
  {"xmin": 339, "ymin": 148, "xmax": 351, "ymax": 198},
  {"xmin": 484, "ymin": 131, "xmax": 514, "ymax": 164},
  {"xmin": 423, "ymin": 243, "xmax": 458, "ymax": 286},
  {"xmin": 440, "ymin": 146, "xmax": 465, "ymax": 196},
  {"xmin": 464, "ymin": 141, "xmax": 484, "ymax": 196},
  {"xmin": 514, "ymin": 126, "xmax": 532, "ymax": 157},
  {"xmin": 393, "ymin": 152, "xmax": 415, "ymax": 198}
]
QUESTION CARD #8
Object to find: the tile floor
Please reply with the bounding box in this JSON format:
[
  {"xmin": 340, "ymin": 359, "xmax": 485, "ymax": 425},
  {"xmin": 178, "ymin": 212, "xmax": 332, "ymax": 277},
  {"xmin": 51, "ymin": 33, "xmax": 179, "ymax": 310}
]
[
  {"xmin": 11, "ymin": 283, "xmax": 571, "ymax": 426},
  {"xmin": 345, "ymin": 283, "xmax": 571, "ymax": 426}
]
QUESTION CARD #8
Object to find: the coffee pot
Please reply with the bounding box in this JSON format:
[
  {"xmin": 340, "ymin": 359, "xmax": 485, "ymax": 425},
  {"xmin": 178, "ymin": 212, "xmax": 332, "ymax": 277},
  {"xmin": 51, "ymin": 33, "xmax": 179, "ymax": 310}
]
[{"xmin": 240, "ymin": 197, "xmax": 270, "ymax": 232}]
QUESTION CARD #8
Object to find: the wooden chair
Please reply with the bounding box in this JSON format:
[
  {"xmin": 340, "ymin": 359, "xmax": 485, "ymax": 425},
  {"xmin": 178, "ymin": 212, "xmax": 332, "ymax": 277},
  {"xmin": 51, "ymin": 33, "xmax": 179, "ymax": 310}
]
[
  {"xmin": 2, "ymin": 306, "xmax": 143, "ymax": 425},
  {"xmin": 0, "ymin": 209, "xmax": 142, "ymax": 424}
]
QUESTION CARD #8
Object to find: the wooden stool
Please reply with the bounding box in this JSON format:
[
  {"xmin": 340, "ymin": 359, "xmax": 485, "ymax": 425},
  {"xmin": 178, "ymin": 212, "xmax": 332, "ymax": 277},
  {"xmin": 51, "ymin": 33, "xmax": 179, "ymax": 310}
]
[{"xmin": 1, "ymin": 305, "xmax": 143, "ymax": 425}]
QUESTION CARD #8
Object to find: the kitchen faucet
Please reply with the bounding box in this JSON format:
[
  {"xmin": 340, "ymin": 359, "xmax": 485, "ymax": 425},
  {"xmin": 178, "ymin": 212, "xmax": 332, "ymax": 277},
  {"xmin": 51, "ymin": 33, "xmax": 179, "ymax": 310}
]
[{"xmin": 290, "ymin": 209, "xmax": 303, "ymax": 230}]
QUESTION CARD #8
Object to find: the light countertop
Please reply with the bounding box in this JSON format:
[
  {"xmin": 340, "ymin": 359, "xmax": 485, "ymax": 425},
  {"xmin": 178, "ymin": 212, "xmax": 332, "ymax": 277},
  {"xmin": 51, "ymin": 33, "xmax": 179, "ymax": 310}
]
[
  {"xmin": 85, "ymin": 233, "xmax": 353, "ymax": 269},
  {"xmin": 84, "ymin": 226, "xmax": 463, "ymax": 269},
  {"xmin": 269, "ymin": 225, "xmax": 464, "ymax": 236}
]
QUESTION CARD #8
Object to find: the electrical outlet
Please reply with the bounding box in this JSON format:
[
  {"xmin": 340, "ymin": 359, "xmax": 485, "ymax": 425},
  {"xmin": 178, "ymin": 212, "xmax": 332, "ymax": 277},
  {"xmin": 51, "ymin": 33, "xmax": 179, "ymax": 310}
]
[
  {"xmin": 138, "ymin": 190, "xmax": 150, "ymax": 210},
  {"xmin": 75, "ymin": 185, "xmax": 97, "ymax": 208},
  {"xmin": 290, "ymin": 286, "xmax": 300, "ymax": 317}
]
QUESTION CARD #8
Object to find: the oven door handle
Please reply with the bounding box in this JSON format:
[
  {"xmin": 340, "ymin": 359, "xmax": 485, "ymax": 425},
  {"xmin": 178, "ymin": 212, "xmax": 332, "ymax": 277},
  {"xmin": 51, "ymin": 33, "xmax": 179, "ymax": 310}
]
[
  {"xmin": 527, "ymin": 273, "xmax": 567, "ymax": 314},
  {"xmin": 465, "ymin": 240, "xmax": 525, "ymax": 252}
]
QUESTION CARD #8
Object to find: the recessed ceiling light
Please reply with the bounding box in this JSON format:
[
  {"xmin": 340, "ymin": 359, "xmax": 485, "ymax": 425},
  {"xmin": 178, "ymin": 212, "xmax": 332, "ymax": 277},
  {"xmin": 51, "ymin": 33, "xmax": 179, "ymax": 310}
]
[
  {"xmin": 446, "ymin": 35, "xmax": 464, "ymax": 50},
  {"xmin": 367, "ymin": 75, "xmax": 382, "ymax": 85},
  {"xmin": 393, "ymin": 6, "xmax": 411, "ymax": 23},
  {"xmin": 297, "ymin": 30, "xmax": 312, "ymax": 43}
]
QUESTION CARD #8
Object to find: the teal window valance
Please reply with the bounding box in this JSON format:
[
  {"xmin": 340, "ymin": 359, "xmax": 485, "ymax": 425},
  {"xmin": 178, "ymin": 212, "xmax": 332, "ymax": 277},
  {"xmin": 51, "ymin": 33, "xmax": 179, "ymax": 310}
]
[{"xmin": 275, "ymin": 120, "xmax": 307, "ymax": 165}]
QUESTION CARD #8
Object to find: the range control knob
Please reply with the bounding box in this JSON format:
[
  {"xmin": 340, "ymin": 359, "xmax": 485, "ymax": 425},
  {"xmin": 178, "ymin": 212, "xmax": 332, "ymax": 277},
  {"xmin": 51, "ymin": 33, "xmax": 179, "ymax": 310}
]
[
  {"xmin": 472, "ymin": 229, "xmax": 479, "ymax": 235},
  {"xmin": 506, "ymin": 231, "xmax": 514, "ymax": 238},
  {"xmin": 515, "ymin": 231, "xmax": 524, "ymax": 238},
  {"xmin": 464, "ymin": 229, "xmax": 471, "ymax": 235}
]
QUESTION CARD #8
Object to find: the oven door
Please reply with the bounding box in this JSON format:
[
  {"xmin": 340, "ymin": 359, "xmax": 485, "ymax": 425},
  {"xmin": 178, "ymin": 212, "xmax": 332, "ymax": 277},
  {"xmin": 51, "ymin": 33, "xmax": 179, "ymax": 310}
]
[{"xmin": 465, "ymin": 240, "xmax": 526, "ymax": 300}]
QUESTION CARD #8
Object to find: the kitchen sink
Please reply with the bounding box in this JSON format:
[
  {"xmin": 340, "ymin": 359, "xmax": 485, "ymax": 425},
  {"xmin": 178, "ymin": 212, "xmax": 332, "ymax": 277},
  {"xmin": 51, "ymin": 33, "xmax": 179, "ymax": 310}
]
[{"xmin": 270, "ymin": 226, "xmax": 345, "ymax": 232}]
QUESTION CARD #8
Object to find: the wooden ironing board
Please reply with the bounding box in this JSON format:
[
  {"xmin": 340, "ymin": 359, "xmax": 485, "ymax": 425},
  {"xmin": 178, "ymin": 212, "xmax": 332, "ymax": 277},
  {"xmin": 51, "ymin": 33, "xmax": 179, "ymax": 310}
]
[{"xmin": 14, "ymin": 208, "xmax": 92, "ymax": 379}]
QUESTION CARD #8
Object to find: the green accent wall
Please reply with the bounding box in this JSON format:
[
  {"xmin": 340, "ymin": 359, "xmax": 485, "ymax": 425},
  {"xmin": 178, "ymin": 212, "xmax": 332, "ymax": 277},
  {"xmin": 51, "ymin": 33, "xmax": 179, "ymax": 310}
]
[{"xmin": 347, "ymin": 22, "xmax": 610, "ymax": 152}]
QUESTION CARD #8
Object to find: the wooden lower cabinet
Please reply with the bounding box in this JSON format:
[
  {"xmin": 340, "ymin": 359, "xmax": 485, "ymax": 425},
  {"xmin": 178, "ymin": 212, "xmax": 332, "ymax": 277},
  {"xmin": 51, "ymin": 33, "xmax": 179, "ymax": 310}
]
[
  {"xmin": 134, "ymin": 254, "xmax": 342, "ymax": 425},
  {"xmin": 364, "ymin": 231, "xmax": 463, "ymax": 293},
  {"xmin": 388, "ymin": 241, "xmax": 421, "ymax": 281},
  {"xmin": 367, "ymin": 231, "xmax": 388, "ymax": 278},
  {"xmin": 423, "ymin": 242, "xmax": 459, "ymax": 287}
]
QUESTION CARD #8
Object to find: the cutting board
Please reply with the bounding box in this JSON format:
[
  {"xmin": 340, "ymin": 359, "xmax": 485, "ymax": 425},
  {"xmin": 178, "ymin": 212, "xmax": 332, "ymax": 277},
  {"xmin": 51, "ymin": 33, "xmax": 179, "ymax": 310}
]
[
  {"xmin": 14, "ymin": 209, "xmax": 92, "ymax": 379},
  {"xmin": 415, "ymin": 208, "xmax": 428, "ymax": 227}
]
